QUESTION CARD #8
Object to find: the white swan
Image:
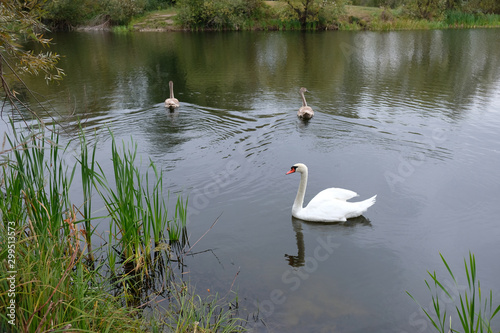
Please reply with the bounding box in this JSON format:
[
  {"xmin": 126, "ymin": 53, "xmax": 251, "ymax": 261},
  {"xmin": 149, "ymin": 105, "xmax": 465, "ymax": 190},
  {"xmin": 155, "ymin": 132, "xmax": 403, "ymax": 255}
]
[
  {"xmin": 286, "ymin": 163, "xmax": 376, "ymax": 222},
  {"xmin": 297, "ymin": 87, "xmax": 314, "ymax": 119},
  {"xmin": 165, "ymin": 81, "xmax": 180, "ymax": 110}
]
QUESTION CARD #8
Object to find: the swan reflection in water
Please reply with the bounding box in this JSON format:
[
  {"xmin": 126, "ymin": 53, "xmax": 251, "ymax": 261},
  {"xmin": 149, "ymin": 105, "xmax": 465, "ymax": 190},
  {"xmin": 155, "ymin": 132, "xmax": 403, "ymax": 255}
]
[{"xmin": 285, "ymin": 216, "xmax": 372, "ymax": 268}]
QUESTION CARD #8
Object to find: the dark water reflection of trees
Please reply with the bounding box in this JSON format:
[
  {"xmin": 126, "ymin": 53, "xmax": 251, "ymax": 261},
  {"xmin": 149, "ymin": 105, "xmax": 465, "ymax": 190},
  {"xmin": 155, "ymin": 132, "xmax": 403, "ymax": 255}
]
[{"xmin": 19, "ymin": 29, "xmax": 500, "ymax": 124}]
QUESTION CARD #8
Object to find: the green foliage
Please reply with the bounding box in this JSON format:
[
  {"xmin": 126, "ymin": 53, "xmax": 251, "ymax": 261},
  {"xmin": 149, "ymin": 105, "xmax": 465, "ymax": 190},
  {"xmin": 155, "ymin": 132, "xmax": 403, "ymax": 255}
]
[
  {"xmin": 43, "ymin": 0, "xmax": 150, "ymax": 28},
  {"xmin": 408, "ymin": 252, "xmax": 500, "ymax": 333},
  {"xmin": 0, "ymin": 118, "xmax": 245, "ymax": 331},
  {"xmin": 176, "ymin": 0, "xmax": 265, "ymax": 30},
  {"xmin": 362, "ymin": 0, "xmax": 400, "ymax": 8},
  {"xmin": 460, "ymin": 0, "xmax": 500, "ymax": 15},
  {"xmin": 144, "ymin": 0, "xmax": 177, "ymax": 11},
  {"xmin": 445, "ymin": 10, "xmax": 500, "ymax": 26},
  {"xmin": 165, "ymin": 283, "xmax": 246, "ymax": 332},
  {"xmin": 0, "ymin": 1, "xmax": 64, "ymax": 92},
  {"xmin": 283, "ymin": 0, "xmax": 348, "ymax": 29},
  {"xmin": 403, "ymin": 0, "xmax": 446, "ymax": 20},
  {"xmin": 106, "ymin": 0, "xmax": 148, "ymax": 25},
  {"xmin": 317, "ymin": 0, "xmax": 348, "ymax": 28},
  {"xmin": 43, "ymin": 0, "xmax": 100, "ymax": 29},
  {"xmin": 0, "ymin": 122, "xmax": 143, "ymax": 332}
]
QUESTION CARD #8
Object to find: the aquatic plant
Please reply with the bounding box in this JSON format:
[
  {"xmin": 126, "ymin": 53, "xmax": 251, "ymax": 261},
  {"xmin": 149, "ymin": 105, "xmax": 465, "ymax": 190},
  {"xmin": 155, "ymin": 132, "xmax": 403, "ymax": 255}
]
[
  {"xmin": 77, "ymin": 127, "xmax": 99, "ymax": 263},
  {"xmin": 0, "ymin": 122, "xmax": 143, "ymax": 332},
  {"xmin": 92, "ymin": 132, "xmax": 189, "ymax": 281},
  {"xmin": 445, "ymin": 10, "xmax": 500, "ymax": 27},
  {"xmin": 0, "ymin": 120, "xmax": 244, "ymax": 331},
  {"xmin": 2, "ymin": 122, "xmax": 75, "ymax": 240},
  {"xmin": 407, "ymin": 252, "xmax": 500, "ymax": 333},
  {"xmin": 164, "ymin": 282, "xmax": 247, "ymax": 332}
]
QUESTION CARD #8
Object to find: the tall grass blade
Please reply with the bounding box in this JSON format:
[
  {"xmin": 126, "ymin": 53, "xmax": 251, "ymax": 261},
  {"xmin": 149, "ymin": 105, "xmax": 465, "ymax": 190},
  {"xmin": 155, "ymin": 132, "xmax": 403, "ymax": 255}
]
[
  {"xmin": 440, "ymin": 252, "xmax": 457, "ymax": 284},
  {"xmin": 76, "ymin": 126, "xmax": 99, "ymax": 263},
  {"xmin": 410, "ymin": 252, "xmax": 500, "ymax": 333}
]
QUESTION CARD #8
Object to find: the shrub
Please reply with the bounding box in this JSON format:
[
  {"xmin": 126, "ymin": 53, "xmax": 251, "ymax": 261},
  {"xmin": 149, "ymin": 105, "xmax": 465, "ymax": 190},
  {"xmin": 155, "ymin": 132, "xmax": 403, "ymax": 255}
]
[
  {"xmin": 461, "ymin": 0, "xmax": 500, "ymax": 14},
  {"xmin": 282, "ymin": 0, "xmax": 348, "ymax": 29},
  {"xmin": 318, "ymin": 0, "xmax": 348, "ymax": 28},
  {"xmin": 43, "ymin": 0, "xmax": 149, "ymax": 28},
  {"xmin": 43, "ymin": 0, "xmax": 103, "ymax": 29},
  {"xmin": 106, "ymin": 0, "xmax": 148, "ymax": 25},
  {"xmin": 176, "ymin": 0, "xmax": 264, "ymax": 30},
  {"xmin": 403, "ymin": 0, "xmax": 446, "ymax": 20}
]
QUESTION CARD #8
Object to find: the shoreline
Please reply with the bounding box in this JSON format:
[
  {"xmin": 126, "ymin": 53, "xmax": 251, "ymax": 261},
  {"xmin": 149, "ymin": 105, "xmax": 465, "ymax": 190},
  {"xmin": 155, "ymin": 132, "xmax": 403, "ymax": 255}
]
[
  {"xmin": 69, "ymin": 5, "xmax": 500, "ymax": 32},
  {"xmin": 123, "ymin": 5, "xmax": 500, "ymax": 33}
]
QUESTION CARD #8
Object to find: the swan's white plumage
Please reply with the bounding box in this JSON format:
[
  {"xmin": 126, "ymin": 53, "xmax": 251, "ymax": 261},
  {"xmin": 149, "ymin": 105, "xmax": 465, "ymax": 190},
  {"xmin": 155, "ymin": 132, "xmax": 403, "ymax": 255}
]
[{"xmin": 287, "ymin": 163, "xmax": 376, "ymax": 222}]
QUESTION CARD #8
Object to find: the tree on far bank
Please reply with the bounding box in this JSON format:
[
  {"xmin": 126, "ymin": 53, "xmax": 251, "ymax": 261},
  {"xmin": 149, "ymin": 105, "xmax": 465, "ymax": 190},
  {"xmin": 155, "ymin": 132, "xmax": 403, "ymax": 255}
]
[
  {"xmin": 283, "ymin": 0, "xmax": 347, "ymax": 29},
  {"xmin": 404, "ymin": 0, "xmax": 446, "ymax": 19}
]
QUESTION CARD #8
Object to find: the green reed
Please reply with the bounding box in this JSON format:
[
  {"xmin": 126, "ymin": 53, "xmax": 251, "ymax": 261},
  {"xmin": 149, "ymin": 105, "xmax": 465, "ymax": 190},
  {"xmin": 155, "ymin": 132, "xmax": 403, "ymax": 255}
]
[
  {"xmin": 171, "ymin": 195, "xmax": 188, "ymax": 242},
  {"xmin": 445, "ymin": 10, "xmax": 500, "ymax": 27},
  {"xmin": 407, "ymin": 252, "xmax": 500, "ymax": 333},
  {"xmin": 77, "ymin": 127, "xmax": 98, "ymax": 262},
  {"xmin": 93, "ymin": 132, "xmax": 189, "ymax": 279},
  {"xmin": 97, "ymin": 135, "xmax": 146, "ymax": 271},
  {"xmin": 0, "ymin": 120, "xmax": 242, "ymax": 332},
  {"xmin": 165, "ymin": 283, "xmax": 246, "ymax": 333},
  {"xmin": 0, "ymin": 122, "xmax": 143, "ymax": 332},
  {"xmin": 2, "ymin": 122, "xmax": 75, "ymax": 242},
  {"xmin": 0, "ymin": 229, "xmax": 145, "ymax": 331},
  {"xmin": 143, "ymin": 161, "xmax": 168, "ymax": 246}
]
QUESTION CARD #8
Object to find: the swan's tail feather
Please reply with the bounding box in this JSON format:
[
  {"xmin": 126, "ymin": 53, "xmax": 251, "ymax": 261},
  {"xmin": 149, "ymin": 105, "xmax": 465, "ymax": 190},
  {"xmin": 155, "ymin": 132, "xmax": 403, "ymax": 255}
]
[
  {"xmin": 359, "ymin": 195, "xmax": 377, "ymax": 212},
  {"xmin": 344, "ymin": 195, "xmax": 376, "ymax": 220}
]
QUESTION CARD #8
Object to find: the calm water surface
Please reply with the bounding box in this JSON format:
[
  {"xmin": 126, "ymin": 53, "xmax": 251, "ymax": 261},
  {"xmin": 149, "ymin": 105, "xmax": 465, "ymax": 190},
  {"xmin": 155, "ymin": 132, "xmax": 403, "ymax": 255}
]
[{"xmin": 5, "ymin": 29, "xmax": 500, "ymax": 332}]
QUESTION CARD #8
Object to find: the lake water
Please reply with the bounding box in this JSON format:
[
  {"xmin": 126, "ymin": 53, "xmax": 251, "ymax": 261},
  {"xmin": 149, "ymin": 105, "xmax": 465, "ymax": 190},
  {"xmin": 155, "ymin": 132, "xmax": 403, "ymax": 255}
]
[{"xmin": 4, "ymin": 28, "xmax": 500, "ymax": 332}]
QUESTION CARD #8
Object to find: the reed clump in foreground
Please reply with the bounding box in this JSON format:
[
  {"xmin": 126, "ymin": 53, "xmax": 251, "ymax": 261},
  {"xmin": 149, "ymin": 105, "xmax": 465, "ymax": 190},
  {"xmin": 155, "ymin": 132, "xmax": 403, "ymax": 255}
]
[
  {"xmin": 407, "ymin": 252, "xmax": 500, "ymax": 333},
  {"xmin": 0, "ymin": 120, "xmax": 246, "ymax": 332}
]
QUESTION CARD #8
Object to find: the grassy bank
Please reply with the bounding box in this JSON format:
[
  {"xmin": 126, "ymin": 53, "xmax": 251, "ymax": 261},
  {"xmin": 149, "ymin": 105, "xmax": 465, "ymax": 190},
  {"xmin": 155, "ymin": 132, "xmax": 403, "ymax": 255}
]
[
  {"xmin": 341, "ymin": 6, "xmax": 500, "ymax": 30},
  {"xmin": 0, "ymin": 121, "xmax": 245, "ymax": 332},
  {"xmin": 128, "ymin": 3, "xmax": 500, "ymax": 32}
]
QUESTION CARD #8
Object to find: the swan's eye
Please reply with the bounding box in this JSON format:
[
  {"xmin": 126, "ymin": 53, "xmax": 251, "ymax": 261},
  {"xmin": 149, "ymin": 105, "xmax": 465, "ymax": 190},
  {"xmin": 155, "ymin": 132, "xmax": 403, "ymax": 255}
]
[{"xmin": 290, "ymin": 166, "xmax": 297, "ymax": 171}]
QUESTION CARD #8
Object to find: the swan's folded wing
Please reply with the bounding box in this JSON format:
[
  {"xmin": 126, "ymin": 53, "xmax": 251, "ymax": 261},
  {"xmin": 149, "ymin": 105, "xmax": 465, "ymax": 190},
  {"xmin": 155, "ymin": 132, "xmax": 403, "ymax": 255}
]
[
  {"xmin": 302, "ymin": 195, "xmax": 358, "ymax": 222},
  {"xmin": 314, "ymin": 188, "xmax": 359, "ymax": 201}
]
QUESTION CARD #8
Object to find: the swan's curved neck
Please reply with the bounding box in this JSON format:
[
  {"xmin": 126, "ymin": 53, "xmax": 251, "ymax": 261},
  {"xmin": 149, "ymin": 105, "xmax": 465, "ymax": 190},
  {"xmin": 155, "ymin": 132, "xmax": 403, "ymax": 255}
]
[
  {"xmin": 169, "ymin": 82, "xmax": 175, "ymax": 99},
  {"xmin": 293, "ymin": 170, "xmax": 308, "ymax": 213},
  {"xmin": 300, "ymin": 91, "xmax": 308, "ymax": 107}
]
